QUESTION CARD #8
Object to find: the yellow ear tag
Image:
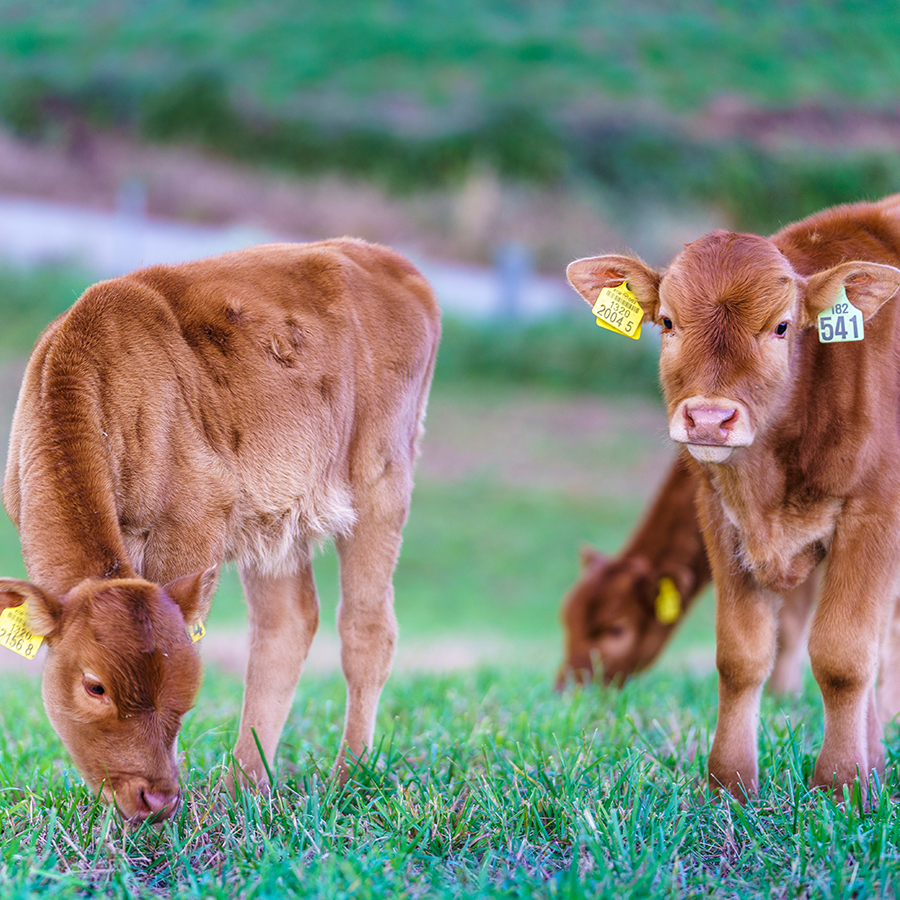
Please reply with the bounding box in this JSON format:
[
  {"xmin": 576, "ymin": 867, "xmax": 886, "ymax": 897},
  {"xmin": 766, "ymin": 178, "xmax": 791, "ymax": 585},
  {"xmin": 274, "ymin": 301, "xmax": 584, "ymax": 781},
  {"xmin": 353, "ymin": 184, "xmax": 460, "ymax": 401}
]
[
  {"xmin": 591, "ymin": 281, "xmax": 643, "ymax": 340},
  {"xmin": 655, "ymin": 577, "xmax": 681, "ymax": 625},
  {"xmin": 817, "ymin": 286, "xmax": 864, "ymax": 343},
  {"xmin": 187, "ymin": 620, "xmax": 206, "ymax": 643},
  {"xmin": 0, "ymin": 605, "xmax": 44, "ymax": 659}
]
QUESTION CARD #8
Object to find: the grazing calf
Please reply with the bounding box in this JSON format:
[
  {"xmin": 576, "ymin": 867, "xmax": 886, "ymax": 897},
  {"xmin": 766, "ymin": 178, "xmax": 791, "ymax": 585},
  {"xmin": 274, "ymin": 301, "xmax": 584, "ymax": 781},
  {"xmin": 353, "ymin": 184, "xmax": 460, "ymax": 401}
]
[
  {"xmin": 567, "ymin": 195, "xmax": 900, "ymax": 799},
  {"xmin": 0, "ymin": 239, "xmax": 440, "ymax": 821},
  {"xmin": 556, "ymin": 454, "xmax": 815, "ymax": 693},
  {"xmin": 556, "ymin": 456, "xmax": 710, "ymax": 687}
]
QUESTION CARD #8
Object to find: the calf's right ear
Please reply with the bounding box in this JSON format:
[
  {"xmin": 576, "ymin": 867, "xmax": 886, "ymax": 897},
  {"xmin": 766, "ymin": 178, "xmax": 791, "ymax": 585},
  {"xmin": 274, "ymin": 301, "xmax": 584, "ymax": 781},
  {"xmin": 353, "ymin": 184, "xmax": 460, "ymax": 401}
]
[
  {"xmin": 0, "ymin": 579, "xmax": 62, "ymax": 637},
  {"xmin": 566, "ymin": 255, "xmax": 662, "ymax": 320},
  {"xmin": 802, "ymin": 260, "xmax": 900, "ymax": 325}
]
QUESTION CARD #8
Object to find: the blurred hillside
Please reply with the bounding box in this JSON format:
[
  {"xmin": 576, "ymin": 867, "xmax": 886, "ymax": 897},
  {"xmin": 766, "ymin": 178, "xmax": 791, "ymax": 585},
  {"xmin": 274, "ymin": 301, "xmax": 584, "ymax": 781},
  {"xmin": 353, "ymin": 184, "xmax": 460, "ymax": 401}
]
[{"xmin": 2, "ymin": 0, "xmax": 900, "ymax": 272}]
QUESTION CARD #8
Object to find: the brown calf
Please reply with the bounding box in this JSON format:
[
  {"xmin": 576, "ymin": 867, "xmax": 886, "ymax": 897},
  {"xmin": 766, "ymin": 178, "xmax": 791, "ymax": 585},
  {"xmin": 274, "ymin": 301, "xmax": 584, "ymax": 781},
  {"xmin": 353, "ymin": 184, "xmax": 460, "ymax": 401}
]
[
  {"xmin": 556, "ymin": 454, "xmax": 815, "ymax": 693},
  {"xmin": 567, "ymin": 195, "xmax": 900, "ymax": 799},
  {"xmin": 1, "ymin": 239, "xmax": 440, "ymax": 821}
]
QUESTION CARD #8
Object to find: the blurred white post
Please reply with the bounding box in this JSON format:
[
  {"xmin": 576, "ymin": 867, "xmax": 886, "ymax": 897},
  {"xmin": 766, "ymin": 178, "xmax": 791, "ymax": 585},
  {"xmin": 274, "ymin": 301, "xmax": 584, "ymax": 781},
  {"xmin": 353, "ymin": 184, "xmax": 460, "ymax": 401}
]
[
  {"xmin": 113, "ymin": 177, "xmax": 147, "ymax": 274},
  {"xmin": 495, "ymin": 241, "xmax": 532, "ymax": 320}
]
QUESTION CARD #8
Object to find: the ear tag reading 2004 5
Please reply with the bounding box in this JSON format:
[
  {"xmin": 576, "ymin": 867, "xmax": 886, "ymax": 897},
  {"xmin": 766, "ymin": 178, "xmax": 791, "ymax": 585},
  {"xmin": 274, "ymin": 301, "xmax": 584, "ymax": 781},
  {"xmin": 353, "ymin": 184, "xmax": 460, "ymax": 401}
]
[
  {"xmin": 0, "ymin": 605, "xmax": 44, "ymax": 660},
  {"xmin": 592, "ymin": 282, "xmax": 643, "ymax": 340},
  {"xmin": 818, "ymin": 286, "xmax": 864, "ymax": 343},
  {"xmin": 187, "ymin": 620, "xmax": 206, "ymax": 643}
]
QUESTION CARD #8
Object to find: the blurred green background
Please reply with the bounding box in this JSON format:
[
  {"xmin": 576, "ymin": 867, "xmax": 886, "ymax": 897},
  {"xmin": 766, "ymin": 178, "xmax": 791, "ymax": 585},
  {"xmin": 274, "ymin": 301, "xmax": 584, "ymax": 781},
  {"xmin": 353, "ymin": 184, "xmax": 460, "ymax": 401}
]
[{"xmin": 2, "ymin": 0, "xmax": 896, "ymax": 675}]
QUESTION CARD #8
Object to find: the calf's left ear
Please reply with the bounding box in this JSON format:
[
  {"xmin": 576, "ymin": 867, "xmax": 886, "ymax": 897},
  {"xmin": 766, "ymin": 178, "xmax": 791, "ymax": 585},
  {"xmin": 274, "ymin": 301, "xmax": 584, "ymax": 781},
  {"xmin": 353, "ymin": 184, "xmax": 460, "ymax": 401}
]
[
  {"xmin": 802, "ymin": 260, "xmax": 900, "ymax": 325},
  {"xmin": 0, "ymin": 579, "xmax": 62, "ymax": 638},
  {"xmin": 164, "ymin": 567, "xmax": 218, "ymax": 628},
  {"xmin": 566, "ymin": 255, "xmax": 661, "ymax": 320}
]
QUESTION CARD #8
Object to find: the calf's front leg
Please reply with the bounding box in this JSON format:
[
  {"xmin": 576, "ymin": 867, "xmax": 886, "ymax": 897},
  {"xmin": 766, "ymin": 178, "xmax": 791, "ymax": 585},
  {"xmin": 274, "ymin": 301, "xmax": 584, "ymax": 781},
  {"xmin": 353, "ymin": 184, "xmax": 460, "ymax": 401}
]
[
  {"xmin": 807, "ymin": 518, "xmax": 898, "ymax": 795},
  {"xmin": 229, "ymin": 558, "xmax": 320, "ymax": 791},
  {"xmin": 708, "ymin": 573, "xmax": 779, "ymax": 798}
]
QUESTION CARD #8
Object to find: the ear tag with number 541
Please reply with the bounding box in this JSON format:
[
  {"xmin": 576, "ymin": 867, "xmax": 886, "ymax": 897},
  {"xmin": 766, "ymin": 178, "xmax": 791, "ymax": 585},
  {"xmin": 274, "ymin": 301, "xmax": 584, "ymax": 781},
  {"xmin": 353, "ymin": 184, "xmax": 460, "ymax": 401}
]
[
  {"xmin": 818, "ymin": 287, "xmax": 864, "ymax": 343},
  {"xmin": 591, "ymin": 281, "xmax": 643, "ymax": 340}
]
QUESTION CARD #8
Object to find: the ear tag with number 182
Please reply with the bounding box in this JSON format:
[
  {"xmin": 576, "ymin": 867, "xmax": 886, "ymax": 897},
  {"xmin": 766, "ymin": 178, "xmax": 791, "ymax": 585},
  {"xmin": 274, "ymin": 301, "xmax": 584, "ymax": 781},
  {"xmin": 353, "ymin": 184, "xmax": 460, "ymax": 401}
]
[
  {"xmin": 818, "ymin": 287, "xmax": 864, "ymax": 343},
  {"xmin": 591, "ymin": 281, "xmax": 643, "ymax": 340}
]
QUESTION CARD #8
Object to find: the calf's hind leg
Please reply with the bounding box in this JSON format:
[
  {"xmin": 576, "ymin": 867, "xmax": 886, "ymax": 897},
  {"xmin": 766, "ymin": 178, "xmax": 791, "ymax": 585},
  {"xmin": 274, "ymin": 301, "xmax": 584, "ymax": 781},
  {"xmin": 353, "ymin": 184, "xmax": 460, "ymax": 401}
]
[
  {"xmin": 229, "ymin": 558, "xmax": 320, "ymax": 791},
  {"xmin": 333, "ymin": 473, "xmax": 411, "ymax": 780}
]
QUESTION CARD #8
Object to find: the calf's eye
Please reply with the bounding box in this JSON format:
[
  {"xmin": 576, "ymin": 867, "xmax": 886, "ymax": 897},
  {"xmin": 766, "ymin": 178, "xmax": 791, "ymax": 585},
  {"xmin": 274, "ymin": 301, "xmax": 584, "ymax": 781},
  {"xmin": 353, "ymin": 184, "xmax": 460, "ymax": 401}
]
[
  {"xmin": 775, "ymin": 321, "xmax": 789, "ymax": 337},
  {"xmin": 83, "ymin": 676, "xmax": 108, "ymax": 701},
  {"xmin": 661, "ymin": 317, "xmax": 673, "ymax": 331}
]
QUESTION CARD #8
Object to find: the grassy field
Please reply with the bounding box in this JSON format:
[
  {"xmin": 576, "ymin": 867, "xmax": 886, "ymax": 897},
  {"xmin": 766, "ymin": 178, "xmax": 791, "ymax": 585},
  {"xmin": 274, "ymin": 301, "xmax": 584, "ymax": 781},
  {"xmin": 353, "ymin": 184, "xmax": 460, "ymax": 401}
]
[{"xmin": 3, "ymin": 665, "xmax": 900, "ymax": 898}]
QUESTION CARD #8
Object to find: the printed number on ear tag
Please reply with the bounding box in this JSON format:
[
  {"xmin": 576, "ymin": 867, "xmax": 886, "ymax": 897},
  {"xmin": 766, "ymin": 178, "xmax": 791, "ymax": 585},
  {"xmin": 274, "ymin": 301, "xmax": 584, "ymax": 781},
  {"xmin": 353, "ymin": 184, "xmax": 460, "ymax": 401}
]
[
  {"xmin": 0, "ymin": 605, "xmax": 44, "ymax": 659},
  {"xmin": 591, "ymin": 282, "xmax": 643, "ymax": 340},
  {"xmin": 187, "ymin": 620, "xmax": 206, "ymax": 643},
  {"xmin": 818, "ymin": 287, "xmax": 864, "ymax": 343},
  {"xmin": 655, "ymin": 578, "xmax": 682, "ymax": 625}
]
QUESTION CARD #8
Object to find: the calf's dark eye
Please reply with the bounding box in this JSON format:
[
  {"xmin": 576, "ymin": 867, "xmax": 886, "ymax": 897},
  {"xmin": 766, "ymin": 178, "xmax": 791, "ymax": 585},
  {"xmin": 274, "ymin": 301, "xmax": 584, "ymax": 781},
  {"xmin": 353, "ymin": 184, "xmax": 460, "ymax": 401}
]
[
  {"xmin": 83, "ymin": 678, "xmax": 106, "ymax": 698},
  {"xmin": 775, "ymin": 321, "xmax": 789, "ymax": 336},
  {"xmin": 661, "ymin": 317, "xmax": 673, "ymax": 331}
]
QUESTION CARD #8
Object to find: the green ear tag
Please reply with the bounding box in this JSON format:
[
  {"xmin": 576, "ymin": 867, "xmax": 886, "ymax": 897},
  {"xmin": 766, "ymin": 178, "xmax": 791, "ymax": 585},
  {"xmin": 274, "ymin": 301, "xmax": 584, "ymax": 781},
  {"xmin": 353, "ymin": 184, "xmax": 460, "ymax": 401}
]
[
  {"xmin": 0, "ymin": 605, "xmax": 44, "ymax": 659},
  {"xmin": 187, "ymin": 620, "xmax": 206, "ymax": 643},
  {"xmin": 591, "ymin": 282, "xmax": 643, "ymax": 339},
  {"xmin": 818, "ymin": 287, "xmax": 864, "ymax": 343},
  {"xmin": 655, "ymin": 578, "xmax": 682, "ymax": 625}
]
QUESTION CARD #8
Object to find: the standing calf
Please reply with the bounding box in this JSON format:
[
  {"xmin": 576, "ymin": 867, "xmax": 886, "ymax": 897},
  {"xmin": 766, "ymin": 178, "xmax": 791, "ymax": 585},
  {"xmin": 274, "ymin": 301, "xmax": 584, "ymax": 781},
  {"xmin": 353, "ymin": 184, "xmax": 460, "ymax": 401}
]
[
  {"xmin": 567, "ymin": 195, "xmax": 900, "ymax": 798},
  {"xmin": 0, "ymin": 239, "xmax": 440, "ymax": 821}
]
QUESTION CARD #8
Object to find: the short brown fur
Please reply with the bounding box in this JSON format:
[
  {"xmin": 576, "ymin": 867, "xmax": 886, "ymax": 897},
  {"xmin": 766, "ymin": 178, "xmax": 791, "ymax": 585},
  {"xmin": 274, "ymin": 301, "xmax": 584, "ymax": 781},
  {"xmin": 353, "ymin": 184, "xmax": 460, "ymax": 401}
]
[
  {"xmin": 1, "ymin": 239, "xmax": 440, "ymax": 821},
  {"xmin": 567, "ymin": 196, "xmax": 900, "ymax": 800}
]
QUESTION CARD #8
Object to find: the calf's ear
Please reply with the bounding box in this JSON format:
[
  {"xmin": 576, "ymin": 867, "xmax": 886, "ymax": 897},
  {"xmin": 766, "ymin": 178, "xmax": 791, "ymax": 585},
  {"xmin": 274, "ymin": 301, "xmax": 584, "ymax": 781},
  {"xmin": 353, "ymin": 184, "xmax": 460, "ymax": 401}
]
[
  {"xmin": 802, "ymin": 260, "xmax": 900, "ymax": 326},
  {"xmin": 578, "ymin": 545, "xmax": 606, "ymax": 570},
  {"xmin": 163, "ymin": 567, "xmax": 218, "ymax": 627},
  {"xmin": 566, "ymin": 255, "xmax": 661, "ymax": 320},
  {"xmin": 0, "ymin": 579, "xmax": 62, "ymax": 637}
]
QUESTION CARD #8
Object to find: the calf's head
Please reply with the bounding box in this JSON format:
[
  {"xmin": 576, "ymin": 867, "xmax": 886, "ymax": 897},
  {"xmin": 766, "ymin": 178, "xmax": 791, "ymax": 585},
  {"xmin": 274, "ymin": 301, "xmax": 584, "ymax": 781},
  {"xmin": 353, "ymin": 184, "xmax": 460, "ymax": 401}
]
[
  {"xmin": 0, "ymin": 572, "xmax": 212, "ymax": 822},
  {"xmin": 556, "ymin": 548, "xmax": 698, "ymax": 688},
  {"xmin": 568, "ymin": 232, "xmax": 900, "ymax": 463}
]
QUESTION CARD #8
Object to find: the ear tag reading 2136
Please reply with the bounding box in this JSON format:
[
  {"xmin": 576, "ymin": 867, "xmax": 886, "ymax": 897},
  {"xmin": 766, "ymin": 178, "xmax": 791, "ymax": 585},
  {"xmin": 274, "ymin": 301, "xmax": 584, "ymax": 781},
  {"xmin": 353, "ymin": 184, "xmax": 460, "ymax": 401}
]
[
  {"xmin": 592, "ymin": 281, "xmax": 643, "ymax": 339},
  {"xmin": 0, "ymin": 605, "xmax": 44, "ymax": 660},
  {"xmin": 818, "ymin": 286, "xmax": 864, "ymax": 343}
]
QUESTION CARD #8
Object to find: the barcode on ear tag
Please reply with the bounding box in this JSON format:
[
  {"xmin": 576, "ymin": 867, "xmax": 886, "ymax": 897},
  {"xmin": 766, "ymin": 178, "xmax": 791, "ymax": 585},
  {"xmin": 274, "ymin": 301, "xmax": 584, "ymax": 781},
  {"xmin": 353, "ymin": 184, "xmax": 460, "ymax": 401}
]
[
  {"xmin": 591, "ymin": 282, "xmax": 643, "ymax": 339},
  {"xmin": 187, "ymin": 620, "xmax": 206, "ymax": 643},
  {"xmin": 0, "ymin": 605, "xmax": 44, "ymax": 659}
]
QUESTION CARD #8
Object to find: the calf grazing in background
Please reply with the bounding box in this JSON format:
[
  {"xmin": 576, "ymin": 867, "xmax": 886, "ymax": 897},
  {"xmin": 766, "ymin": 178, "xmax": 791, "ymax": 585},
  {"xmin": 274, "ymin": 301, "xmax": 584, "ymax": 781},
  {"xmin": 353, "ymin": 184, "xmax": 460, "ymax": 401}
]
[
  {"xmin": 567, "ymin": 194, "xmax": 900, "ymax": 800},
  {"xmin": 556, "ymin": 456, "xmax": 711, "ymax": 687},
  {"xmin": 0, "ymin": 239, "xmax": 440, "ymax": 822},
  {"xmin": 556, "ymin": 454, "xmax": 815, "ymax": 694}
]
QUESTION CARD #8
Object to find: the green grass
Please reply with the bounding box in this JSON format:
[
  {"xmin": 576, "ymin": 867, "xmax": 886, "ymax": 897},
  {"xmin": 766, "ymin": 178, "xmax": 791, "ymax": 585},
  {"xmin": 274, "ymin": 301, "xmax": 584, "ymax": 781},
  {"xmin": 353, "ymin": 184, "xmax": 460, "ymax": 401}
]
[{"xmin": 2, "ymin": 665, "xmax": 900, "ymax": 898}]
